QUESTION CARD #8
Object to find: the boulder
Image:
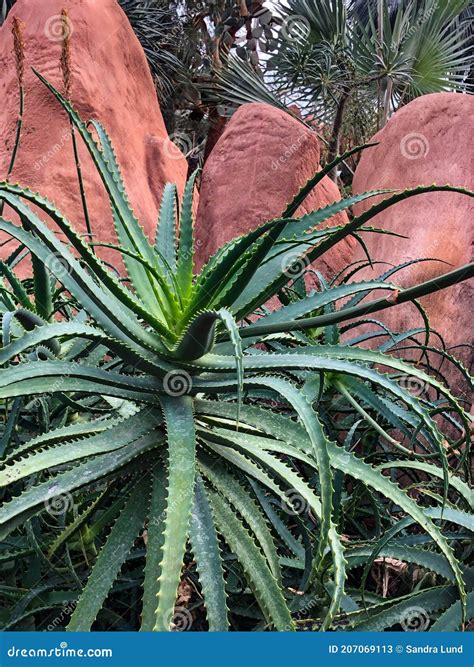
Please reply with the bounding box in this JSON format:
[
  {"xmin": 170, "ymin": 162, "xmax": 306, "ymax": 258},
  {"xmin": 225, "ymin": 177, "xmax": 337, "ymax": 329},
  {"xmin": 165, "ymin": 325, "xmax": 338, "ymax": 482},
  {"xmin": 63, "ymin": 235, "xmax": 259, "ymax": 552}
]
[
  {"xmin": 351, "ymin": 92, "xmax": 473, "ymax": 398},
  {"xmin": 0, "ymin": 0, "xmax": 188, "ymax": 273},
  {"xmin": 195, "ymin": 103, "xmax": 354, "ymax": 278}
]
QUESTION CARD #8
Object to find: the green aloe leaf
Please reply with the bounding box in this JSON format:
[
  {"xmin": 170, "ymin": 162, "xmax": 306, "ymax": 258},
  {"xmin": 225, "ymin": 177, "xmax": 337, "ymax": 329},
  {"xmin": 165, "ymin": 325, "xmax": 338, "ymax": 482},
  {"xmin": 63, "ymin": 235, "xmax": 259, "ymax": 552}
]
[
  {"xmin": 349, "ymin": 586, "xmax": 457, "ymax": 631},
  {"xmin": 0, "ymin": 408, "xmax": 162, "ymax": 486},
  {"xmin": 156, "ymin": 183, "xmax": 178, "ymax": 274},
  {"xmin": 0, "ymin": 211, "xmax": 165, "ymax": 351},
  {"xmin": 282, "ymin": 143, "xmax": 378, "ymax": 217},
  {"xmin": 176, "ymin": 170, "xmax": 198, "ymax": 302},
  {"xmin": 200, "ymin": 461, "xmax": 281, "ymax": 584},
  {"xmin": 154, "ymin": 396, "xmax": 196, "ymax": 631},
  {"xmin": 141, "ymin": 466, "xmax": 167, "ymax": 631},
  {"xmin": 430, "ymin": 592, "xmax": 474, "ymax": 631},
  {"xmin": 0, "ymin": 432, "xmax": 163, "ymax": 540},
  {"xmin": 67, "ymin": 476, "xmax": 151, "ymax": 631},
  {"xmin": 346, "ymin": 543, "xmax": 474, "ymax": 589},
  {"xmin": 204, "ymin": 433, "xmax": 345, "ymax": 630},
  {"xmin": 209, "ymin": 490, "xmax": 294, "ymax": 631},
  {"xmin": 189, "ymin": 476, "xmax": 229, "ymax": 631}
]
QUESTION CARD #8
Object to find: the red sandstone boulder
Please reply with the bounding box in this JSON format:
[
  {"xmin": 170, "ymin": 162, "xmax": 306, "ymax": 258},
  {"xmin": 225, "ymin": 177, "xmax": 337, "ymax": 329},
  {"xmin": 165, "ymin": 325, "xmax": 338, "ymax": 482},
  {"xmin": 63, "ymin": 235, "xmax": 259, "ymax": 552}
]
[
  {"xmin": 351, "ymin": 92, "xmax": 473, "ymax": 393},
  {"xmin": 0, "ymin": 0, "xmax": 188, "ymax": 271},
  {"xmin": 195, "ymin": 103, "xmax": 354, "ymax": 277}
]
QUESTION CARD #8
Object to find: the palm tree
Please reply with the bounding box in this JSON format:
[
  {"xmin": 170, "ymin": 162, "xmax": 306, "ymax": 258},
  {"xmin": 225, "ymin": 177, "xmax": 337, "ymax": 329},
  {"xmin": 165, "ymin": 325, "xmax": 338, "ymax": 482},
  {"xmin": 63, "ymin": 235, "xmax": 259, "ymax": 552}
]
[{"xmin": 207, "ymin": 0, "xmax": 472, "ymax": 174}]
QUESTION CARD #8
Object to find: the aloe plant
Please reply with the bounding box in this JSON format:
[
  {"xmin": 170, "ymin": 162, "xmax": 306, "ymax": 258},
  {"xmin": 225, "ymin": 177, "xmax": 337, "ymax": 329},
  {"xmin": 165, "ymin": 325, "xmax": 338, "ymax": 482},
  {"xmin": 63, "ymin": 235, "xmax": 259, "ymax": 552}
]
[{"xmin": 0, "ymin": 72, "xmax": 472, "ymax": 632}]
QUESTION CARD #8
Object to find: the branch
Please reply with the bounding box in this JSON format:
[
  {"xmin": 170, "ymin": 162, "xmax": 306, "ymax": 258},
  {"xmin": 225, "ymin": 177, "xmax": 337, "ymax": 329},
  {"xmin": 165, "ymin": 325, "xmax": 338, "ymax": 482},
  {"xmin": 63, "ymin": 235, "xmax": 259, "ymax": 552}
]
[{"xmin": 239, "ymin": 263, "xmax": 474, "ymax": 339}]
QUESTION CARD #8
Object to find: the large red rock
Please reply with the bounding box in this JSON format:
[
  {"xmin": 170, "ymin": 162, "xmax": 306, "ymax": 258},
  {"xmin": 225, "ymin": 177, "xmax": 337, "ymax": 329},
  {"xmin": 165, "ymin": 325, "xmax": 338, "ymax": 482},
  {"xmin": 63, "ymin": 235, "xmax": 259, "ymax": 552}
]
[
  {"xmin": 195, "ymin": 103, "xmax": 354, "ymax": 277},
  {"xmin": 351, "ymin": 93, "xmax": 473, "ymax": 397},
  {"xmin": 0, "ymin": 0, "xmax": 188, "ymax": 271}
]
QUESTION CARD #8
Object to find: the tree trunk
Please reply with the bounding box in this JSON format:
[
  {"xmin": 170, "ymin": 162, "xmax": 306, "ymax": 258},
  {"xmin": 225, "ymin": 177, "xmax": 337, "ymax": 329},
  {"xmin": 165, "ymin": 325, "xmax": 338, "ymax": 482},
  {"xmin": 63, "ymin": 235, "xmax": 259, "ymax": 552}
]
[{"xmin": 327, "ymin": 90, "xmax": 350, "ymax": 182}]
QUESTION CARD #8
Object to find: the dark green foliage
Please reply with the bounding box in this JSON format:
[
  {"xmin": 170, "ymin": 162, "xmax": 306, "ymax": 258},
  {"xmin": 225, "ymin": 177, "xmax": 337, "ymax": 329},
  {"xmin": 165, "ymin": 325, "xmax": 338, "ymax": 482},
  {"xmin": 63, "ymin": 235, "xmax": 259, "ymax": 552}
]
[{"xmin": 0, "ymin": 75, "xmax": 472, "ymax": 632}]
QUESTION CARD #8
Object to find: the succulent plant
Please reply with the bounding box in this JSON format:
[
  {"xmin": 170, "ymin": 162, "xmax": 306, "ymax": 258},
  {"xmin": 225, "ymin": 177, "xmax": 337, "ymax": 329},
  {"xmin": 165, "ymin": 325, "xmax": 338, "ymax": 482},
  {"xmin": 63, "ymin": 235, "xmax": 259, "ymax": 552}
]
[{"xmin": 0, "ymin": 73, "xmax": 472, "ymax": 632}]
